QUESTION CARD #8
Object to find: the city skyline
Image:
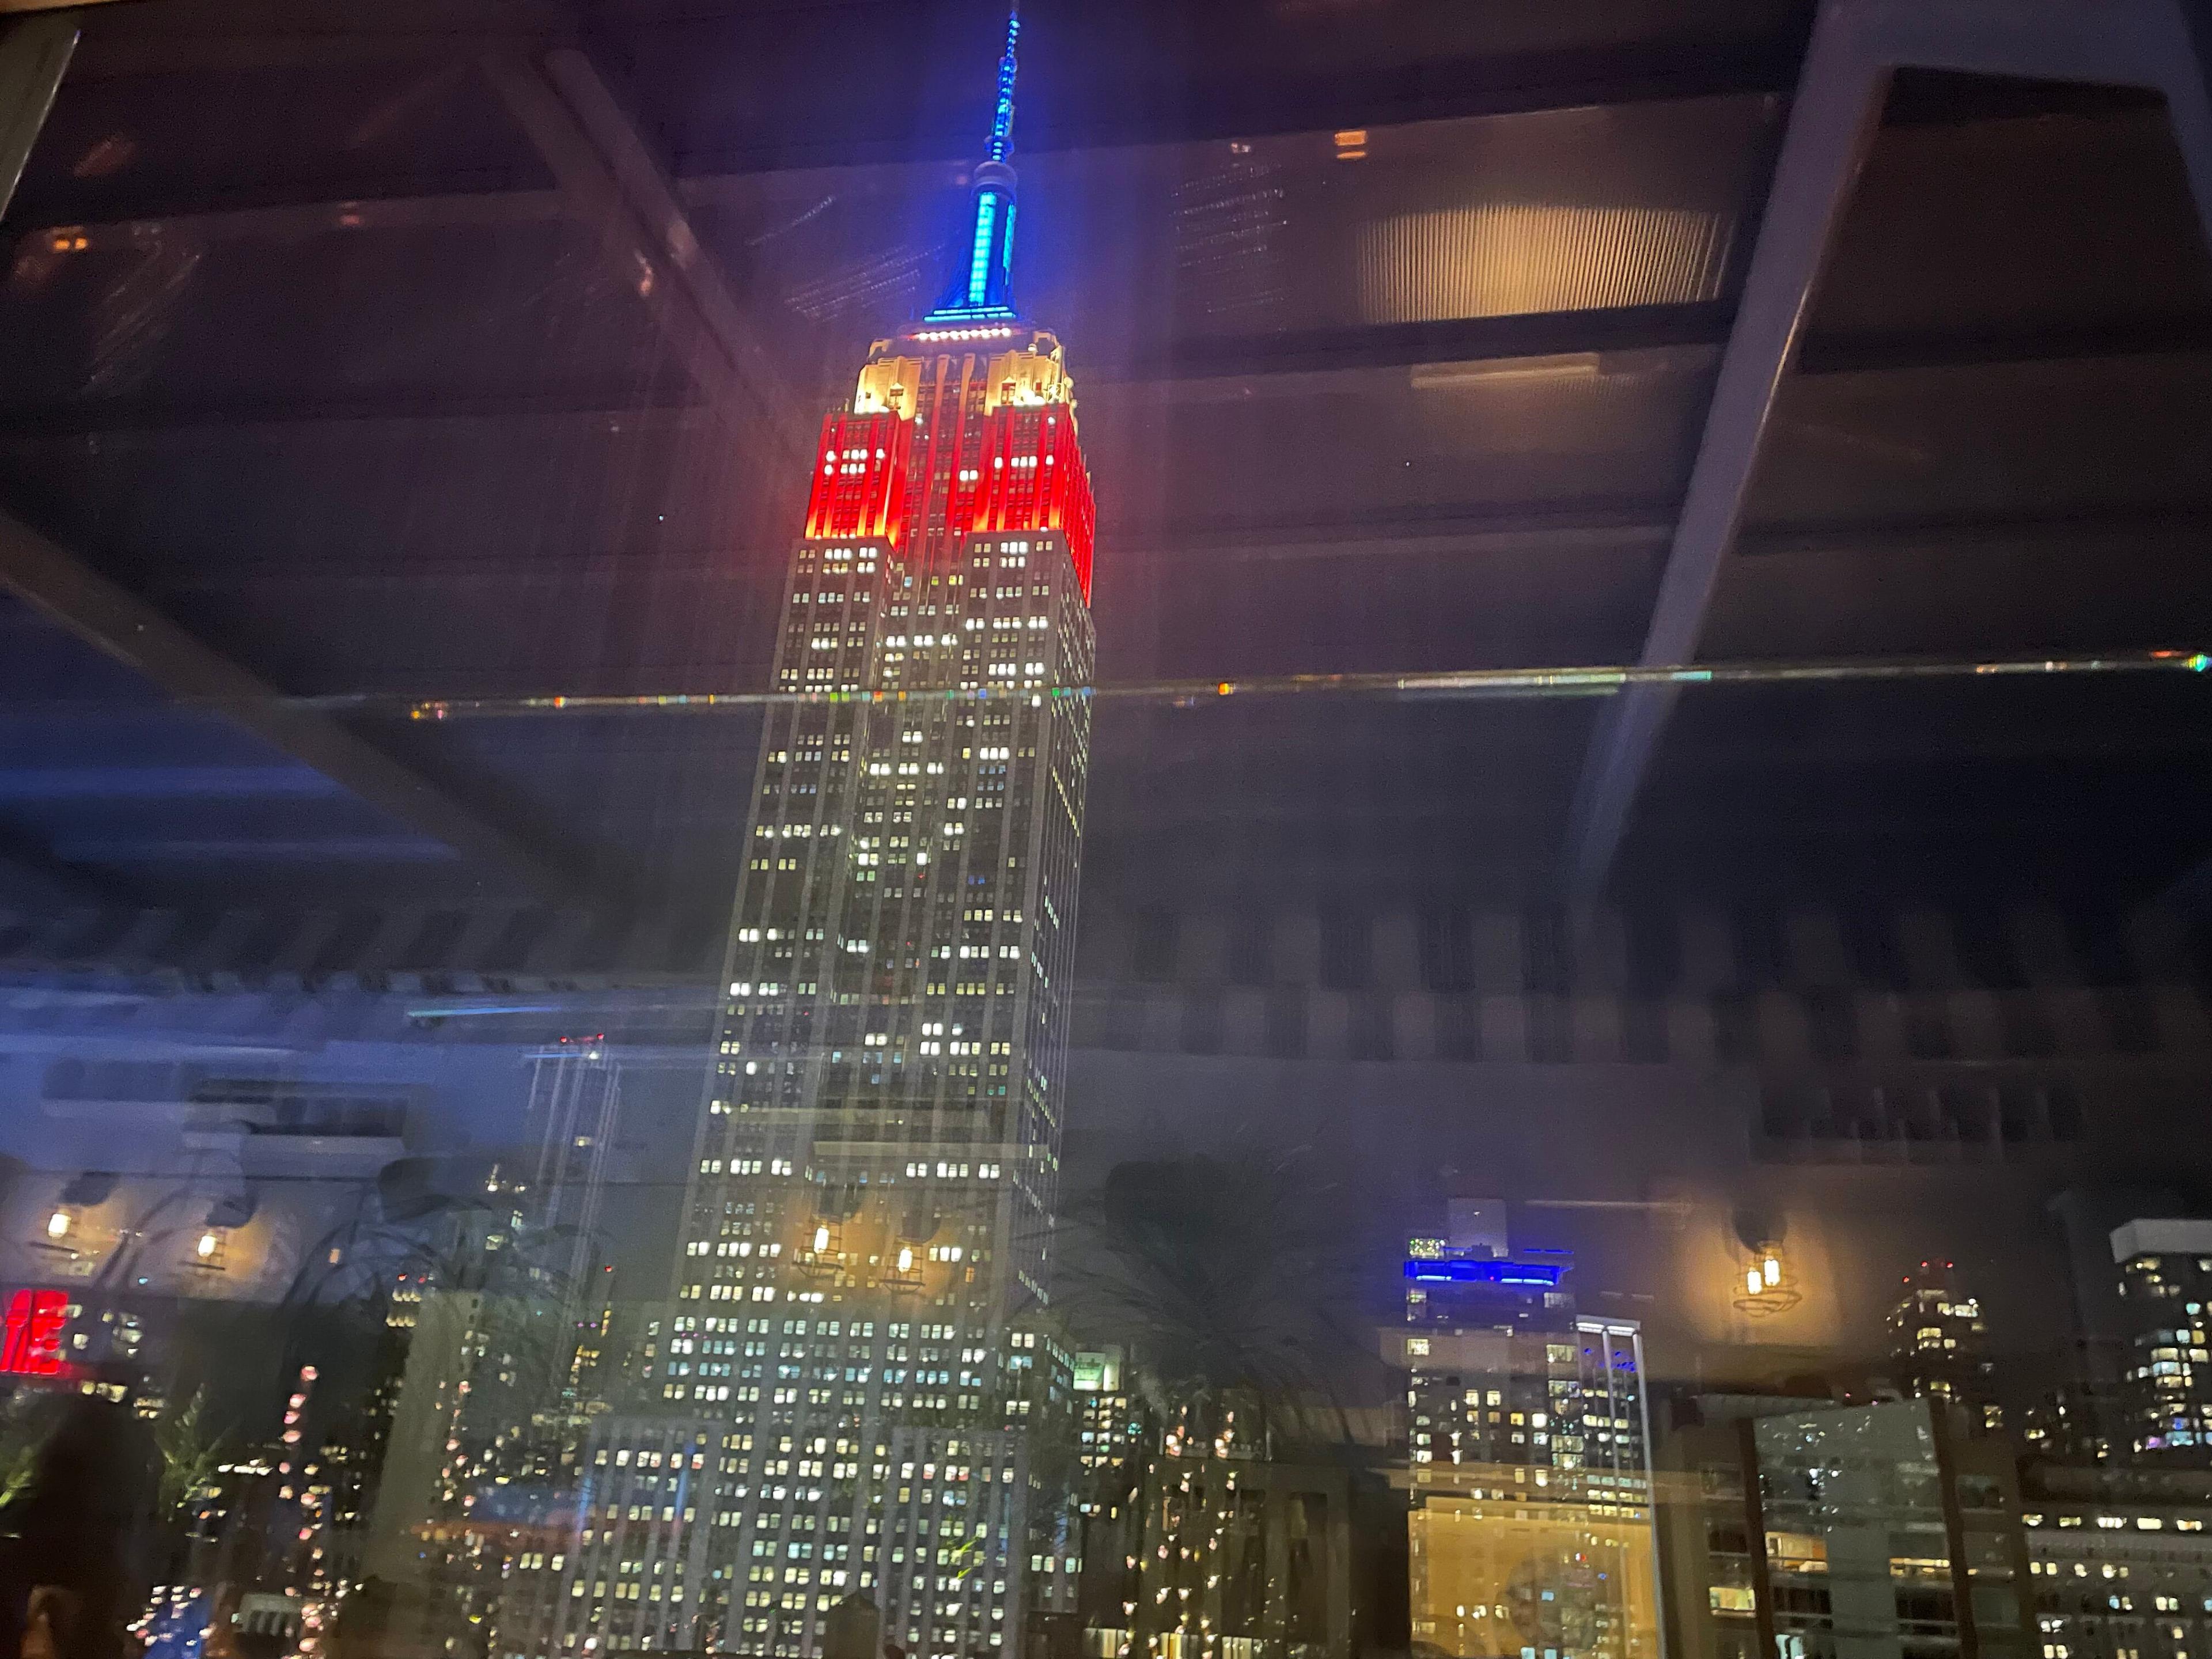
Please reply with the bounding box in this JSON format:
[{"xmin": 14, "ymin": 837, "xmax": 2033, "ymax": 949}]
[{"xmin": 3, "ymin": 7, "xmax": 2212, "ymax": 1659}]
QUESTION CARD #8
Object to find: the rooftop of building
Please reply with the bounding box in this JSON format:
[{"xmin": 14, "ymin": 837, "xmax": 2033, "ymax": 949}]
[{"xmin": 2112, "ymin": 1218, "xmax": 2212, "ymax": 1264}]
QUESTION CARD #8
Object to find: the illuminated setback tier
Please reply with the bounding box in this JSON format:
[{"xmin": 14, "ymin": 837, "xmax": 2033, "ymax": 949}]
[
  {"xmin": 554, "ymin": 319, "xmax": 1096, "ymax": 1659},
  {"xmin": 806, "ymin": 325, "xmax": 1094, "ymax": 603}
]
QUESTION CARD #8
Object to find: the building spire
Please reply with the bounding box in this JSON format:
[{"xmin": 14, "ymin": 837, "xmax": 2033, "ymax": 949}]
[
  {"xmin": 923, "ymin": 4, "xmax": 1023, "ymax": 324},
  {"xmin": 986, "ymin": 4, "xmax": 1020, "ymax": 165}
]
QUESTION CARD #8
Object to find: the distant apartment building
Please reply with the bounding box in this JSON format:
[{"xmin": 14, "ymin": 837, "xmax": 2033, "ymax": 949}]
[
  {"xmin": 1889, "ymin": 1262, "xmax": 2005, "ymax": 1435},
  {"xmin": 2113, "ymin": 1223, "xmax": 2212, "ymax": 1461},
  {"xmin": 1395, "ymin": 1199, "xmax": 1660, "ymax": 1659},
  {"xmin": 1657, "ymin": 1395, "xmax": 2032, "ymax": 1659}
]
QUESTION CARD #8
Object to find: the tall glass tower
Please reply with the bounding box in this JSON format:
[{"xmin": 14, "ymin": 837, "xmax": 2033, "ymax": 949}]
[{"xmin": 554, "ymin": 12, "xmax": 1097, "ymax": 1658}]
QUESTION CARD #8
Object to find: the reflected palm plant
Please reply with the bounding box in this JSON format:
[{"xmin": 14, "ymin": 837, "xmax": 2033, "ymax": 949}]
[
  {"xmin": 151, "ymin": 1388, "xmax": 226, "ymax": 1524},
  {"xmin": 394, "ymin": 1211, "xmax": 582, "ymax": 1426},
  {"xmin": 148, "ymin": 1387, "xmax": 235, "ymax": 1581},
  {"xmin": 281, "ymin": 1173, "xmax": 585, "ymax": 1560},
  {"xmin": 278, "ymin": 1159, "xmax": 584, "ymax": 1457},
  {"xmin": 0, "ymin": 1390, "xmax": 63, "ymax": 1509},
  {"xmin": 1054, "ymin": 1154, "xmax": 1366, "ymax": 1659},
  {"xmin": 1055, "ymin": 1151, "xmax": 1361, "ymax": 1459},
  {"xmin": 280, "ymin": 1157, "xmax": 464, "ymax": 1310},
  {"xmin": 282, "ymin": 1157, "xmax": 578, "ymax": 1314},
  {"xmin": 0, "ymin": 1388, "xmax": 227, "ymax": 1583},
  {"xmin": 389, "ymin": 1213, "xmax": 579, "ymax": 1304}
]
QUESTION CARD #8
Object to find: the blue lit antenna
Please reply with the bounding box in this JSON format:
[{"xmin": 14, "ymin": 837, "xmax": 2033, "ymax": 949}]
[
  {"xmin": 986, "ymin": 3, "xmax": 1020, "ymax": 164},
  {"xmin": 924, "ymin": 3, "xmax": 1023, "ymax": 324}
]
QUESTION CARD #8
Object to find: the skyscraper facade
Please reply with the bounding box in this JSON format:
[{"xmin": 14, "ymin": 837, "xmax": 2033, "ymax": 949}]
[{"xmin": 555, "ymin": 14, "xmax": 1097, "ymax": 1658}]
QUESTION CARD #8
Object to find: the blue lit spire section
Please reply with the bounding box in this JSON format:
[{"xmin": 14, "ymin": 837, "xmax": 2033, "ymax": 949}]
[
  {"xmin": 925, "ymin": 5, "xmax": 1022, "ymax": 324},
  {"xmin": 985, "ymin": 4, "xmax": 1020, "ymax": 164}
]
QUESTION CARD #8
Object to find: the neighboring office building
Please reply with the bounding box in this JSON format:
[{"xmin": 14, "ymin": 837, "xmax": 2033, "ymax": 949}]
[
  {"xmin": 1064, "ymin": 1356, "xmax": 1407, "ymax": 1659},
  {"xmin": 1021, "ymin": 1342, "xmax": 1128, "ymax": 1650},
  {"xmin": 1395, "ymin": 1200, "xmax": 1660, "ymax": 1659},
  {"xmin": 1889, "ymin": 1262, "xmax": 2004, "ymax": 1435},
  {"xmin": 1656, "ymin": 1395, "xmax": 2032, "ymax": 1659},
  {"xmin": 1067, "ymin": 1255, "xmax": 1403, "ymax": 1659},
  {"xmin": 2020, "ymin": 1464, "xmax": 2212, "ymax": 1659},
  {"xmin": 354, "ymin": 1274, "xmax": 680, "ymax": 1659},
  {"xmin": 555, "ymin": 14, "xmax": 1100, "ymax": 1658},
  {"xmin": 1015, "ymin": 1336, "xmax": 1090, "ymax": 1634},
  {"xmin": 2112, "ymin": 1222, "xmax": 2212, "ymax": 1461},
  {"xmin": 362, "ymin": 1168, "xmax": 664, "ymax": 1658},
  {"xmin": 1989, "ymin": 1219, "xmax": 2212, "ymax": 1659},
  {"xmin": 363, "ymin": 1286, "xmax": 498, "ymax": 1582},
  {"xmin": 1073, "ymin": 1433, "xmax": 1383, "ymax": 1659},
  {"xmin": 319, "ymin": 1318, "xmax": 410, "ymax": 1585}
]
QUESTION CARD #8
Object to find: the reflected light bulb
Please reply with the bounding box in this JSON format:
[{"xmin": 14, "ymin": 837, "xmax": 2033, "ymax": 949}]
[
  {"xmin": 814, "ymin": 1225, "xmax": 830, "ymax": 1253},
  {"xmin": 898, "ymin": 1246, "xmax": 914, "ymax": 1272},
  {"xmin": 1763, "ymin": 1256, "xmax": 1781, "ymax": 1286},
  {"xmin": 46, "ymin": 1211, "xmax": 69, "ymax": 1239},
  {"xmin": 198, "ymin": 1232, "xmax": 219, "ymax": 1259},
  {"xmin": 1746, "ymin": 1269, "xmax": 1762, "ymax": 1296}
]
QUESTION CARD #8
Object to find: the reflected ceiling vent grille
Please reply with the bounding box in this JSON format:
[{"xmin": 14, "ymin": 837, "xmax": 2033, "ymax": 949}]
[{"xmin": 1358, "ymin": 202, "xmax": 1733, "ymax": 324}]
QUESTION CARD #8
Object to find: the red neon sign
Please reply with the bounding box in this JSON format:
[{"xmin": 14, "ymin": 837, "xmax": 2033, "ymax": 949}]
[{"xmin": 0, "ymin": 1289, "xmax": 70, "ymax": 1376}]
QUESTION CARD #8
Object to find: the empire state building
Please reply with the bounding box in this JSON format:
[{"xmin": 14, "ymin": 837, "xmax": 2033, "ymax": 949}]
[{"xmin": 556, "ymin": 12, "xmax": 1097, "ymax": 1658}]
